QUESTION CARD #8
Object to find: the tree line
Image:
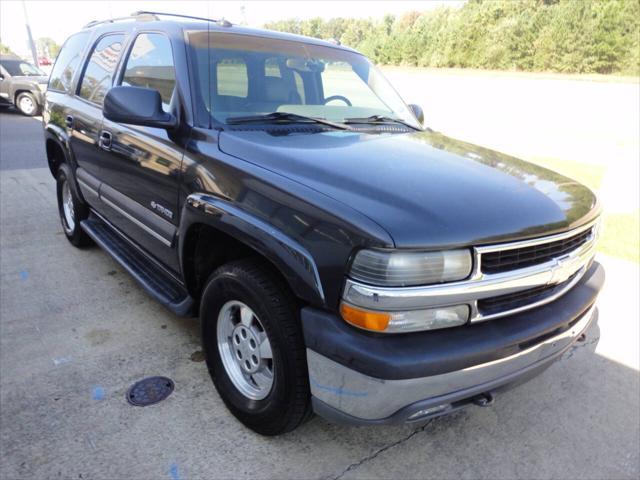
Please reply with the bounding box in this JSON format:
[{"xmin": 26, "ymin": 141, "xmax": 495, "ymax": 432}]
[{"xmin": 265, "ymin": 0, "xmax": 640, "ymax": 75}]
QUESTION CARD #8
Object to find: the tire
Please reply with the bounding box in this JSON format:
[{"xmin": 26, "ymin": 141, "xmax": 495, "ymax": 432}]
[
  {"xmin": 201, "ymin": 259, "xmax": 312, "ymax": 435},
  {"xmin": 15, "ymin": 92, "xmax": 40, "ymax": 116},
  {"xmin": 56, "ymin": 163, "xmax": 92, "ymax": 247}
]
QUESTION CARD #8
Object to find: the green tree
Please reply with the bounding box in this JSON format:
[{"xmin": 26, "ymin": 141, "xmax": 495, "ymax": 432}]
[
  {"xmin": 36, "ymin": 37, "xmax": 60, "ymax": 59},
  {"xmin": 0, "ymin": 38, "xmax": 14, "ymax": 55},
  {"xmin": 264, "ymin": 0, "xmax": 640, "ymax": 75}
]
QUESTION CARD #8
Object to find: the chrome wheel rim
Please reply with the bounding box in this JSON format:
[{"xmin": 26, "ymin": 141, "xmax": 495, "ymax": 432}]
[
  {"xmin": 217, "ymin": 300, "xmax": 274, "ymax": 400},
  {"xmin": 18, "ymin": 96, "xmax": 35, "ymax": 115},
  {"xmin": 61, "ymin": 180, "xmax": 75, "ymax": 233}
]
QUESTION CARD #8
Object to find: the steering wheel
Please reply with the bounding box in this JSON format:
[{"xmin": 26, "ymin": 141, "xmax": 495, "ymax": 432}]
[{"xmin": 323, "ymin": 95, "xmax": 352, "ymax": 106}]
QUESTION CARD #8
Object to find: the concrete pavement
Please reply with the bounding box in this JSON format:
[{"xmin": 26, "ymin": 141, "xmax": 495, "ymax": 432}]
[{"xmin": 0, "ymin": 102, "xmax": 638, "ymax": 479}]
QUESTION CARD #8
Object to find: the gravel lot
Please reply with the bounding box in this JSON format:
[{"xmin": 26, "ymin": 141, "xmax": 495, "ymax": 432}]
[{"xmin": 0, "ymin": 69, "xmax": 639, "ymax": 480}]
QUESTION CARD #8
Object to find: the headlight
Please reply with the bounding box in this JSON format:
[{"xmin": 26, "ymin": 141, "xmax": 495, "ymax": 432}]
[
  {"xmin": 349, "ymin": 249, "xmax": 472, "ymax": 287},
  {"xmin": 342, "ymin": 248, "xmax": 473, "ymax": 333},
  {"xmin": 37, "ymin": 83, "xmax": 47, "ymax": 92}
]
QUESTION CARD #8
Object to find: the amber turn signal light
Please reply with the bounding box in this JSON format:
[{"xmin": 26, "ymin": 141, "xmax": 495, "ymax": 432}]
[{"xmin": 340, "ymin": 303, "xmax": 391, "ymax": 332}]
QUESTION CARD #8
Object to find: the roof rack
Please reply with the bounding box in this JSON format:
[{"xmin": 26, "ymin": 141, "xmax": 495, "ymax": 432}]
[
  {"xmin": 83, "ymin": 12, "xmax": 153, "ymax": 29},
  {"xmin": 83, "ymin": 11, "xmax": 232, "ymax": 29},
  {"xmin": 131, "ymin": 11, "xmax": 233, "ymax": 27}
]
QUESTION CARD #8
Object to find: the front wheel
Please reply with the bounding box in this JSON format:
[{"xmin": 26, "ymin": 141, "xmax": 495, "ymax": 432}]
[
  {"xmin": 16, "ymin": 92, "xmax": 40, "ymax": 116},
  {"xmin": 201, "ymin": 259, "xmax": 311, "ymax": 435}
]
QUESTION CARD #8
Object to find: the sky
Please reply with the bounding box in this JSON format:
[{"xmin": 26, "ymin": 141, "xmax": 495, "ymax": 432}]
[{"xmin": 0, "ymin": 0, "xmax": 463, "ymax": 56}]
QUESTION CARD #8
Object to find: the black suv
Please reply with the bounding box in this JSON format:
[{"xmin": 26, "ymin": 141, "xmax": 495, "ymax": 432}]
[
  {"xmin": 0, "ymin": 55, "xmax": 48, "ymax": 116},
  {"xmin": 43, "ymin": 12, "xmax": 604, "ymax": 435}
]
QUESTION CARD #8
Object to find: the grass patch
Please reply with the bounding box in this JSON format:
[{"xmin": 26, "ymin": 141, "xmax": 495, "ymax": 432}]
[
  {"xmin": 527, "ymin": 157, "xmax": 638, "ymax": 263},
  {"xmin": 599, "ymin": 210, "xmax": 640, "ymax": 263},
  {"xmin": 528, "ymin": 156, "xmax": 606, "ymax": 191}
]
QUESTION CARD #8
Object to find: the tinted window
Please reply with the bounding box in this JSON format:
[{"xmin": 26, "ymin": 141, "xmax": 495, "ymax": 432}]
[
  {"xmin": 216, "ymin": 58, "xmax": 248, "ymax": 98},
  {"xmin": 48, "ymin": 32, "xmax": 90, "ymax": 92},
  {"xmin": 265, "ymin": 58, "xmax": 281, "ymax": 78},
  {"xmin": 122, "ymin": 33, "xmax": 176, "ymax": 108},
  {"xmin": 0, "ymin": 60, "xmax": 45, "ymax": 76},
  {"xmin": 78, "ymin": 34, "xmax": 124, "ymax": 105}
]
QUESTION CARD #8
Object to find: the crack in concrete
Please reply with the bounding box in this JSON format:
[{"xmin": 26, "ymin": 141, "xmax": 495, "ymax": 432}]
[{"xmin": 329, "ymin": 419, "xmax": 434, "ymax": 480}]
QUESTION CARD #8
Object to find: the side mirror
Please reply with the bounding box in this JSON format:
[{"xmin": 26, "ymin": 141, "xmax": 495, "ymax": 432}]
[
  {"xmin": 408, "ymin": 104, "xmax": 424, "ymax": 125},
  {"xmin": 0, "ymin": 73, "xmax": 4, "ymax": 80},
  {"xmin": 103, "ymin": 86, "xmax": 176, "ymax": 129}
]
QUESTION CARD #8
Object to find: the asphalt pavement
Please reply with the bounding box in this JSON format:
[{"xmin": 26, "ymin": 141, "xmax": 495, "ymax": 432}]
[
  {"xmin": 0, "ymin": 108, "xmax": 46, "ymax": 170},
  {"xmin": 0, "ymin": 106, "xmax": 638, "ymax": 480}
]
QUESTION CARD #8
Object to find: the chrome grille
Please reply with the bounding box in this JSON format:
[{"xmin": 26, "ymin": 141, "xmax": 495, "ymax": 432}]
[
  {"xmin": 342, "ymin": 219, "xmax": 599, "ymax": 328},
  {"xmin": 478, "ymin": 272, "xmax": 579, "ymax": 316},
  {"xmin": 481, "ymin": 228, "xmax": 593, "ymax": 274}
]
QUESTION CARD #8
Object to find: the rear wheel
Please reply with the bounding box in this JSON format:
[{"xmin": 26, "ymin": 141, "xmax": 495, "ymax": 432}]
[
  {"xmin": 16, "ymin": 92, "xmax": 39, "ymax": 116},
  {"xmin": 201, "ymin": 259, "xmax": 311, "ymax": 435},
  {"xmin": 56, "ymin": 163, "xmax": 92, "ymax": 247}
]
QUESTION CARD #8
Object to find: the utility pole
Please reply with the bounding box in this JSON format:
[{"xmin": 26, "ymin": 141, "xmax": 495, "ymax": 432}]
[
  {"xmin": 21, "ymin": 0, "xmax": 39, "ymax": 66},
  {"xmin": 240, "ymin": 5, "xmax": 247, "ymax": 26}
]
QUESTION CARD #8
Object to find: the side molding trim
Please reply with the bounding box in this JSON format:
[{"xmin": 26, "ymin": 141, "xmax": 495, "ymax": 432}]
[{"xmin": 101, "ymin": 195, "xmax": 173, "ymax": 247}]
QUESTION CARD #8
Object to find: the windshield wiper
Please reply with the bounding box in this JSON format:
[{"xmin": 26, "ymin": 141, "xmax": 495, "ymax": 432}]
[
  {"xmin": 344, "ymin": 115, "xmax": 420, "ymax": 130},
  {"xmin": 226, "ymin": 112, "xmax": 351, "ymax": 130}
]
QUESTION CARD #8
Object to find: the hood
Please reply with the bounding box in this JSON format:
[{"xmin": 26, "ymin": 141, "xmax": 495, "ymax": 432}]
[{"xmin": 219, "ymin": 129, "xmax": 599, "ymax": 248}]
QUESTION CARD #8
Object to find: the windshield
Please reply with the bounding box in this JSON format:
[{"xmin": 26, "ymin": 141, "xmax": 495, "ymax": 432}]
[
  {"xmin": 0, "ymin": 59, "xmax": 45, "ymax": 77},
  {"xmin": 187, "ymin": 31, "xmax": 420, "ymax": 129}
]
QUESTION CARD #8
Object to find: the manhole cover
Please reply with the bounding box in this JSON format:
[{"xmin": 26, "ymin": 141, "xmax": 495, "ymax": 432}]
[{"xmin": 126, "ymin": 376, "xmax": 174, "ymax": 406}]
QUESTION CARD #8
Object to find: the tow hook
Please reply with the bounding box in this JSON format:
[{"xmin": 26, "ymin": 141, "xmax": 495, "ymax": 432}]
[{"xmin": 472, "ymin": 392, "xmax": 495, "ymax": 407}]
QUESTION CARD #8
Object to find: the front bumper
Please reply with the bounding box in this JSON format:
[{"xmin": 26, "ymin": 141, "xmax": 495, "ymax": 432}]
[{"xmin": 303, "ymin": 262, "xmax": 603, "ymax": 425}]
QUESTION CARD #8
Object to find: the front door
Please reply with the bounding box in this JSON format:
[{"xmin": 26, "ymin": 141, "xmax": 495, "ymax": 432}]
[
  {"xmin": 97, "ymin": 32, "xmax": 183, "ymax": 273},
  {"xmin": 0, "ymin": 65, "xmax": 10, "ymax": 105}
]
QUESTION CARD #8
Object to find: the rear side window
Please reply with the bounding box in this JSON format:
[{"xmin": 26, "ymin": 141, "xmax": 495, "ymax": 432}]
[
  {"xmin": 48, "ymin": 32, "xmax": 90, "ymax": 93},
  {"xmin": 265, "ymin": 58, "xmax": 281, "ymax": 78},
  {"xmin": 216, "ymin": 58, "xmax": 248, "ymax": 98},
  {"xmin": 78, "ymin": 34, "xmax": 124, "ymax": 105},
  {"xmin": 121, "ymin": 33, "xmax": 176, "ymax": 109}
]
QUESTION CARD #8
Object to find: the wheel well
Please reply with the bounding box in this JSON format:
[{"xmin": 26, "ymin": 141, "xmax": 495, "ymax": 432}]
[
  {"xmin": 46, "ymin": 139, "xmax": 66, "ymax": 177},
  {"xmin": 14, "ymin": 89, "xmax": 35, "ymax": 103},
  {"xmin": 183, "ymin": 224, "xmax": 297, "ymax": 309}
]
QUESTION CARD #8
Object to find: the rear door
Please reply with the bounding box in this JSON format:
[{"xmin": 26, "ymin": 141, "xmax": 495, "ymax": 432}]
[
  {"xmin": 97, "ymin": 32, "xmax": 183, "ymax": 272},
  {"xmin": 71, "ymin": 33, "xmax": 125, "ymax": 187},
  {"xmin": 44, "ymin": 32, "xmax": 97, "ymax": 198}
]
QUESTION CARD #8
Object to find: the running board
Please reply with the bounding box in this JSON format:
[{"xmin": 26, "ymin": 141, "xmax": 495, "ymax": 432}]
[{"xmin": 81, "ymin": 217, "xmax": 193, "ymax": 316}]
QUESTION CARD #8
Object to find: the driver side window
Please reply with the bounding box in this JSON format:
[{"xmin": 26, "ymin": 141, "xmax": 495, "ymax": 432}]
[
  {"xmin": 121, "ymin": 33, "xmax": 176, "ymax": 111},
  {"xmin": 321, "ymin": 61, "xmax": 385, "ymax": 109}
]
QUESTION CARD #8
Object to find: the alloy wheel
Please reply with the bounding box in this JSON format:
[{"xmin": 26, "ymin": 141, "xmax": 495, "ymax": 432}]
[{"xmin": 217, "ymin": 300, "xmax": 274, "ymax": 400}]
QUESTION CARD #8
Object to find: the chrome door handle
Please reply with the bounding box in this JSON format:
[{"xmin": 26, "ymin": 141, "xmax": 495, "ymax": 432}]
[
  {"xmin": 99, "ymin": 130, "xmax": 112, "ymax": 150},
  {"xmin": 65, "ymin": 115, "xmax": 73, "ymax": 128}
]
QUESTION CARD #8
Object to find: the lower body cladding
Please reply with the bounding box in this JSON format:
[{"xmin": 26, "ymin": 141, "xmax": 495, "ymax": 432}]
[{"xmin": 302, "ymin": 262, "xmax": 604, "ymax": 425}]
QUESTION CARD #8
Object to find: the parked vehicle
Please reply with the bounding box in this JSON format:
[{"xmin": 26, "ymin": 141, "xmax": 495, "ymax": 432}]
[
  {"xmin": 43, "ymin": 12, "xmax": 604, "ymax": 436},
  {"xmin": 38, "ymin": 56, "xmax": 53, "ymax": 66},
  {"xmin": 0, "ymin": 55, "xmax": 48, "ymax": 116}
]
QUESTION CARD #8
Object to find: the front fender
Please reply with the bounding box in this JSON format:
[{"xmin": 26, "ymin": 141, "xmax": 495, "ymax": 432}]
[{"xmin": 179, "ymin": 193, "xmax": 326, "ymax": 307}]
